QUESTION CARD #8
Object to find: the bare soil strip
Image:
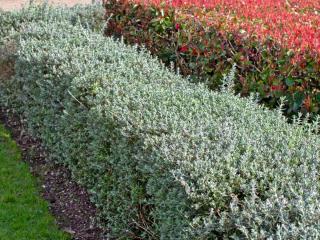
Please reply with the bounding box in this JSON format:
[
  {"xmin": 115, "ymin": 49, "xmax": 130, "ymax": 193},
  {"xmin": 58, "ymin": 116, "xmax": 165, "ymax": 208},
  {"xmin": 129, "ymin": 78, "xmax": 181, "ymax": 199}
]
[{"xmin": 0, "ymin": 108, "xmax": 107, "ymax": 240}]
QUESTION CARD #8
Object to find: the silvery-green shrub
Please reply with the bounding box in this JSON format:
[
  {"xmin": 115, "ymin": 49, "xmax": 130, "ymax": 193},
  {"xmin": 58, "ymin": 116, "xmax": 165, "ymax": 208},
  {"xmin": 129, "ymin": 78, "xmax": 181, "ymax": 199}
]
[
  {"xmin": 1, "ymin": 6, "xmax": 320, "ymax": 240},
  {"xmin": 0, "ymin": 1, "xmax": 104, "ymax": 43}
]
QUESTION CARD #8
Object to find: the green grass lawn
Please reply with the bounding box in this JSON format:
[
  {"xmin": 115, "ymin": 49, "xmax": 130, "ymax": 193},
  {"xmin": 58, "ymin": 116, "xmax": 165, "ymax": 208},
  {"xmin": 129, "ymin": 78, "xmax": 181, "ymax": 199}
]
[{"xmin": 0, "ymin": 124, "xmax": 70, "ymax": 240}]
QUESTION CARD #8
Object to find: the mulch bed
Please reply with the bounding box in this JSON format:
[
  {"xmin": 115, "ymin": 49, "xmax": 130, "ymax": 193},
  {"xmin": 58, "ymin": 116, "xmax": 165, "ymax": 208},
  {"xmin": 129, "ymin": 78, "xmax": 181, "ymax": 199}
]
[{"xmin": 0, "ymin": 107, "xmax": 107, "ymax": 240}]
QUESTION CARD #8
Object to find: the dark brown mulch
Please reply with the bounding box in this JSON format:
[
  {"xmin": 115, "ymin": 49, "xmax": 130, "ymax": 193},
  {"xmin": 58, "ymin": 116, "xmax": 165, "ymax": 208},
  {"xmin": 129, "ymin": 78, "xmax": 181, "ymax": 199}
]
[{"xmin": 0, "ymin": 107, "xmax": 107, "ymax": 240}]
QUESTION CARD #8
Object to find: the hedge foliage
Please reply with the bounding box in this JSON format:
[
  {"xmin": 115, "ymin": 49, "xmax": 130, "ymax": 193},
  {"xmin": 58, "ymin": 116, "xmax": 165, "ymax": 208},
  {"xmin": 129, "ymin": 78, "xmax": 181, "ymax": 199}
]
[
  {"xmin": 104, "ymin": 0, "xmax": 320, "ymax": 117},
  {"xmin": 2, "ymin": 3, "xmax": 320, "ymax": 239},
  {"xmin": 0, "ymin": 1, "xmax": 104, "ymax": 42}
]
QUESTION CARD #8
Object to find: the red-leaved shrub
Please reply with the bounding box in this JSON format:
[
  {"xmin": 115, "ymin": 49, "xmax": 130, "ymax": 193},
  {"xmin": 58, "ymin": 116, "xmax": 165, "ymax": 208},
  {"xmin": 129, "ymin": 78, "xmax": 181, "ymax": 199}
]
[{"xmin": 104, "ymin": 0, "xmax": 320, "ymax": 116}]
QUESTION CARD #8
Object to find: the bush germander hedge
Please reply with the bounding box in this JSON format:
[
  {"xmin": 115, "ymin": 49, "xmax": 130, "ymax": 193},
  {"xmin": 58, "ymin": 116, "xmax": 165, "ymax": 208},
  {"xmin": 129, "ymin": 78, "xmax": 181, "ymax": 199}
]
[{"xmin": 1, "ymin": 4, "xmax": 320, "ymax": 239}]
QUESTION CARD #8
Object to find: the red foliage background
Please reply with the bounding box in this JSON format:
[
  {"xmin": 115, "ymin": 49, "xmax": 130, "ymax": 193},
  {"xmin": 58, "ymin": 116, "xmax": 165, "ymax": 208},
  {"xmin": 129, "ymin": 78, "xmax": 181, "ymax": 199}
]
[
  {"xmin": 134, "ymin": 0, "xmax": 320, "ymax": 60},
  {"xmin": 104, "ymin": 0, "xmax": 320, "ymax": 116}
]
